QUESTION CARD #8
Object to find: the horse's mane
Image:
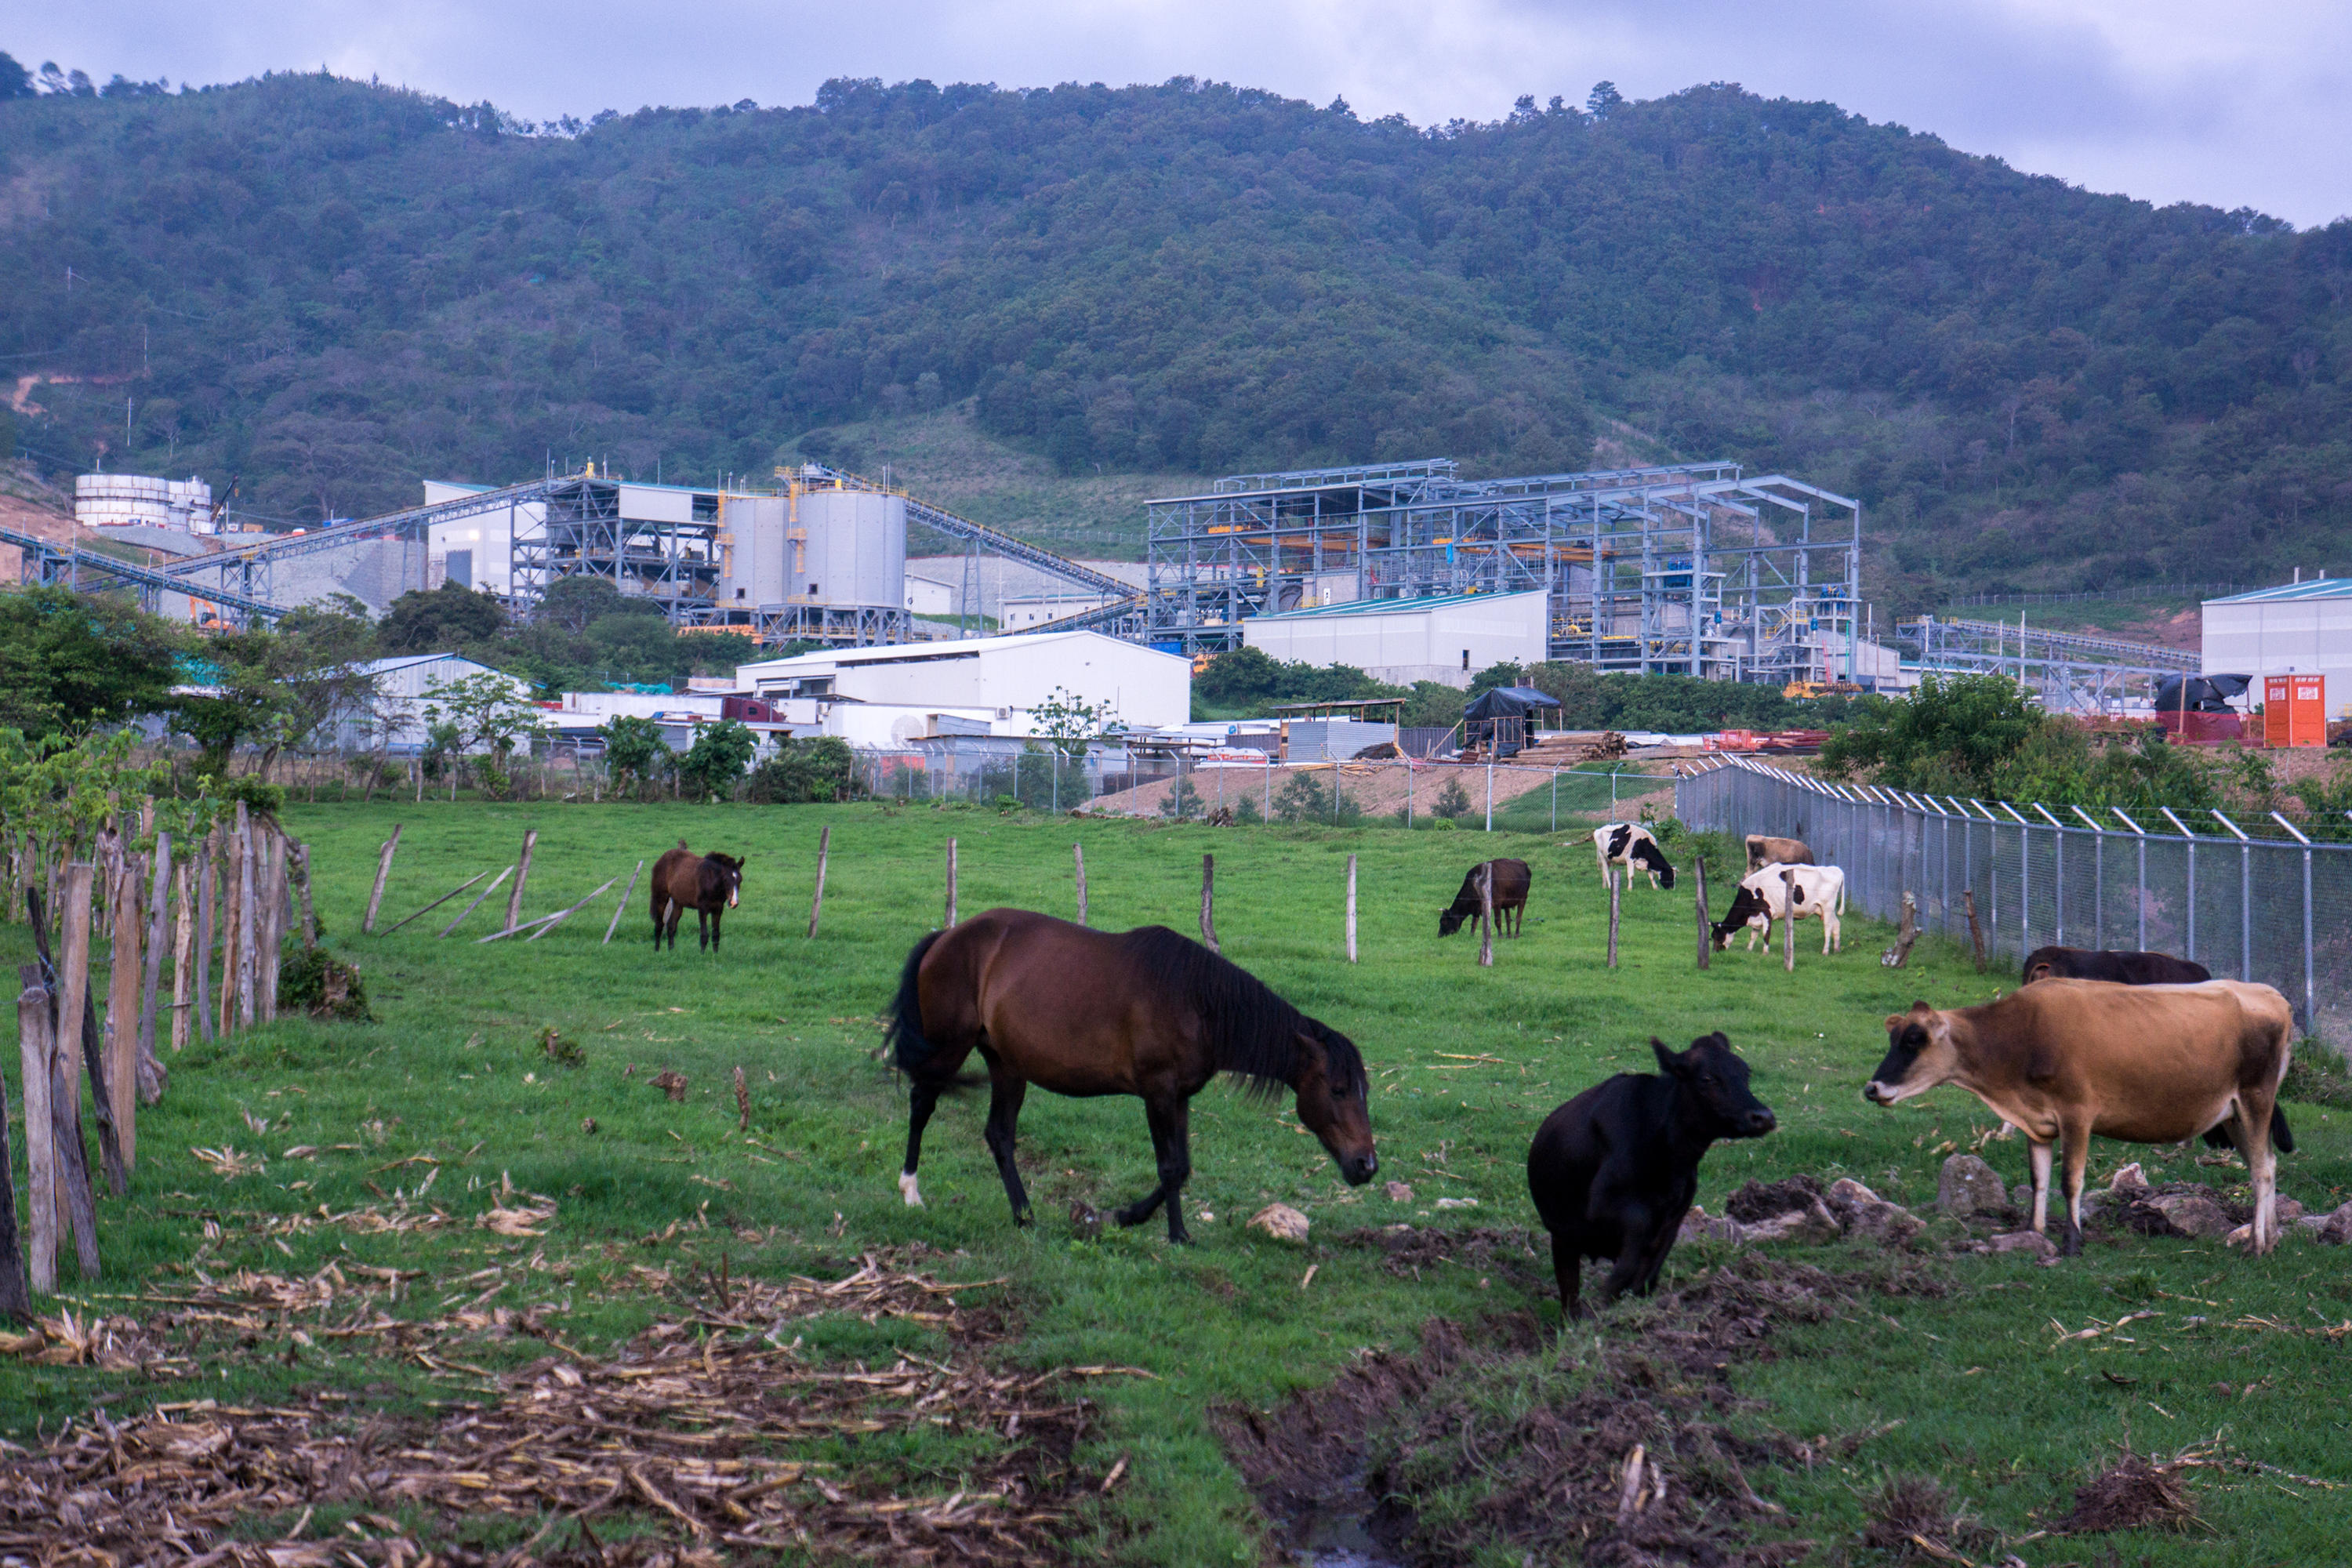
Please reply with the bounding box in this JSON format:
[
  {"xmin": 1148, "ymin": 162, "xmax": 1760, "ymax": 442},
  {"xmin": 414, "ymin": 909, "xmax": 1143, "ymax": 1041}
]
[{"xmin": 1118, "ymin": 926, "xmax": 1367, "ymax": 1102}]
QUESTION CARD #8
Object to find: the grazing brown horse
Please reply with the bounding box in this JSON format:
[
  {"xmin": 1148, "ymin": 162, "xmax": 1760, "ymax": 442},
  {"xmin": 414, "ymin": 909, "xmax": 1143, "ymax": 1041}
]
[
  {"xmin": 650, "ymin": 840, "xmax": 745, "ymax": 952},
  {"xmin": 885, "ymin": 908, "xmax": 1378, "ymax": 1243}
]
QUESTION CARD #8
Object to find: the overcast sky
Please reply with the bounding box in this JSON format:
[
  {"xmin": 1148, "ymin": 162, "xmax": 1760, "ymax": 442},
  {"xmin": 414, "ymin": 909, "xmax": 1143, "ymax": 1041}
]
[{"xmin": 16, "ymin": 0, "xmax": 2350, "ymax": 227}]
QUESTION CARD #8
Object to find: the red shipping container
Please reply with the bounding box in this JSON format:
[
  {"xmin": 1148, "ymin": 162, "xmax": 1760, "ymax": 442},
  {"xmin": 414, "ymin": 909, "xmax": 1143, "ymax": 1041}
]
[{"xmin": 2262, "ymin": 674, "xmax": 2326, "ymax": 749}]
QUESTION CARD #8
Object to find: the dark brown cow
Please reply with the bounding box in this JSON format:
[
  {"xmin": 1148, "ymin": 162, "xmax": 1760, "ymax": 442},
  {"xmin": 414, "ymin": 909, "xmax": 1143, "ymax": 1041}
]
[
  {"xmin": 2021, "ymin": 946, "xmax": 2210, "ymax": 986},
  {"xmin": 1744, "ymin": 834, "xmax": 1813, "ymax": 873},
  {"xmin": 1864, "ymin": 978, "xmax": 2295, "ymax": 1254},
  {"xmin": 651, "ymin": 840, "xmax": 745, "ymax": 952},
  {"xmin": 1439, "ymin": 858, "xmax": 1531, "ymax": 937}
]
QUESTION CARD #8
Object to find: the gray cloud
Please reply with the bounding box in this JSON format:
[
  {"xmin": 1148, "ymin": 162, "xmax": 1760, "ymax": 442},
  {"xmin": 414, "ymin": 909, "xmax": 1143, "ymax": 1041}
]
[{"xmin": 13, "ymin": 0, "xmax": 2348, "ymax": 224}]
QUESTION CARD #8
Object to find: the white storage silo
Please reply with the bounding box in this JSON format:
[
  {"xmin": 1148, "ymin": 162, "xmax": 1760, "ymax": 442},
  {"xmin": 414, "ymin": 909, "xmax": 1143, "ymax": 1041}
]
[
  {"xmin": 795, "ymin": 488, "xmax": 906, "ymax": 608},
  {"xmin": 718, "ymin": 496, "xmax": 789, "ymax": 608}
]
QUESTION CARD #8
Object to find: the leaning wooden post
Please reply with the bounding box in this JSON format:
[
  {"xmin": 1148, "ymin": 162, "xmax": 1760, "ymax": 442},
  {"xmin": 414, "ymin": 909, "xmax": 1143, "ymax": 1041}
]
[
  {"xmin": 0, "ymin": 992, "xmax": 25, "ymax": 1317},
  {"xmin": 258, "ymin": 829, "xmax": 288, "ymax": 1023},
  {"xmin": 361, "ymin": 822, "xmax": 402, "ymax": 934},
  {"xmin": 1693, "ymin": 856, "xmax": 1711, "ymax": 971},
  {"xmin": 1963, "ymin": 888, "xmax": 1986, "ymax": 972},
  {"xmin": 944, "ymin": 838, "xmax": 958, "ymax": 928},
  {"xmin": 1781, "ymin": 866, "xmax": 1797, "ymax": 973},
  {"xmin": 1889, "ymin": 891, "xmax": 1920, "ymax": 968},
  {"xmin": 438, "ymin": 864, "xmax": 513, "ymax": 938},
  {"xmin": 603, "ymin": 858, "xmax": 645, "ymax": 946},
  {"xmin": 49, "ymin": 1029, "xmax": 100, "ymax": 1279},
  {"xmin": 56, "ymin": 867, "xmax": 93, "ymax": 1126},
  {"xmin": 1345, "ymin": 853, "xmax": 1358, "ymax": 964},
  {"xmin": 105, "ymin": 851, "xmax": 143, "ymax": 1162},
  {"xmin": 1073, "ymin": 843, "xmax": 1088, "ymax": 927},
  {"xmin": 1477, "ymin": 861, "xmax": 1494, "ymax": 968},
  {"xmin": 504, "ymin": 828, "xmax": 539, "ymax": 932},
  {"xmin": 1606, "ymin": 875, "xmax": 1621, "ymax": 970},
  {"xmin": 170, "ymin": 860, "xmax": 194, "ymax": 1053},
  {"xmin": 16, "ymin": 964, "xmax": 55, "ymax": 1298},
  {"xmin": 1200, "ymin": 854, "xmax": 1221, "ymax": 954},
  {"xmin": 806, "ymin": 826, "xmax": 831, "ymax": 939}
]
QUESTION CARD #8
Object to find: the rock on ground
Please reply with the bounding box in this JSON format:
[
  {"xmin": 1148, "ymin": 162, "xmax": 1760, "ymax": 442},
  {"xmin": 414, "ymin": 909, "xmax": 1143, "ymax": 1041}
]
[
  {"xmin": 1937, "ymin": 1154, "xmax": 2009, "ymax": 1218},
  {"xmin": 2316, "ymin": 1200, "xmax": 2352, "ymax": 1246},
  {"xmin": 1248, "ymin": 1203, "xmax": 1312, "ymax": 1243},
  {"xmin": 1985, "ymin": 1230, "xmax": 2057, "ymax": 1258}
]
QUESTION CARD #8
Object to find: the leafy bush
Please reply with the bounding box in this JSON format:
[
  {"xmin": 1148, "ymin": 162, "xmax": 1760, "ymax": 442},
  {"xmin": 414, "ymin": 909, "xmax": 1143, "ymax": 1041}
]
[
  {"xmin": 1430, "ymin": 778, "xmax": 1475, "ymax": 820},
  {"xmin": 745, "ymin": 737, "xmax": 860, "ymax": 804},
  {"xmin": 678, "ymin": 718, "xmax": 758, "ymax": 800}
]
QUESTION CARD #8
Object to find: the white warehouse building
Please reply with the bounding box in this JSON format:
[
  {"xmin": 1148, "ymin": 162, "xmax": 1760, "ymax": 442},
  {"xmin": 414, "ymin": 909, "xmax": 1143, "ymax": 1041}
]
[
  {"xmin": 2202, "ymin": 579, "xmax": 2352, "ymax": 717},
  {"xmin": 1243, "ymin": 590, "xmax": 1550, "ymax": 689},
  {"xmin": 735, "ymin": 630, "xmax": 1189, "ymax": 747}
]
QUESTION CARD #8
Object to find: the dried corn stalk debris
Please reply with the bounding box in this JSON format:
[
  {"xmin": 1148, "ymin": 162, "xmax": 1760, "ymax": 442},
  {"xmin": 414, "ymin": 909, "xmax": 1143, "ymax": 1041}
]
[{"xmin": 0, "ymin": 1255, "xmax": 1129, "ymax": 1565}]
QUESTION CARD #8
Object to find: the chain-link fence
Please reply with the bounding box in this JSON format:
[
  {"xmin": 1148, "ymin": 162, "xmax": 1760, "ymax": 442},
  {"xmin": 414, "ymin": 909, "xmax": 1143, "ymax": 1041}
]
[
  {"xmin": 851, "ymin": 746, "xmax": 1671, "ymax": 832},
  {"xmin": 1677, "ymin": 757, "xmax": 2352, "ymax": 1051}
]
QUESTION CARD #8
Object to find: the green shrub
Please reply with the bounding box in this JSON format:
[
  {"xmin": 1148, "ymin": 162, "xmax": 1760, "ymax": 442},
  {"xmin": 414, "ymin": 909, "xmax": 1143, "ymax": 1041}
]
[
  {"xmin": 746, "ymin": 737, "xmax": 860, "ymax": 804},
  {"xmin": 278, "ymin": 946, "xmax": 371, "ymax": 1022},
  {"xmin": 1430, "ymin": 778, "xmax": 1474, "ymax": 820}
]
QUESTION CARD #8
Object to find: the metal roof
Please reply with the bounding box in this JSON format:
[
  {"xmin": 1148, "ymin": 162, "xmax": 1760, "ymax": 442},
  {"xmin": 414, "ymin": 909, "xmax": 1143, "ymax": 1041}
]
[
  {"xmin": 1248, "ymin": 589, "xmax": 1544, "ymax": 622},
  {"xmin": 2205, "ymin": 579, "xmax": 2352, "ymax": 604}
]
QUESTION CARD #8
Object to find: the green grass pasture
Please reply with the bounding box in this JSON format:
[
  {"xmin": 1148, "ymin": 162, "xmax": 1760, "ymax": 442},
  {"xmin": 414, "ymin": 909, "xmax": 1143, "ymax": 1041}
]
[{"xmin": 5, "ymin": 800, "xmax": 2349, "ymax": 1563}]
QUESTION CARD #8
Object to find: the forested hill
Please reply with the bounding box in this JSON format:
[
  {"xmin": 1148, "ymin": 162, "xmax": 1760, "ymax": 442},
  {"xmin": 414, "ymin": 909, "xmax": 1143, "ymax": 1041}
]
[{"xmin": 3, "ymin": 67, "xmax": 2349, "ymax": 604}]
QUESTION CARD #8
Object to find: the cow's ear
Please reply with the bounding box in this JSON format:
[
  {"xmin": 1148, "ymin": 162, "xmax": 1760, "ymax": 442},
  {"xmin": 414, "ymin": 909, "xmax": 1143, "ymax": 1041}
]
[
  {"xmin": 1883, "ymin": 1014, "xmax": 1906, "ymax": 1029},
  {"xmin": 1650, "ymin": 1036, "xmax": 1682, "ymax": 1074}
]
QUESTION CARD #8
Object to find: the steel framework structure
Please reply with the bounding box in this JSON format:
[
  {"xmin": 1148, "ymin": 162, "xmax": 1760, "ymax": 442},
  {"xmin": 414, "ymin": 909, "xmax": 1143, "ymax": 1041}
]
[
  {"xmin": 1895, "ymin": 615, "xmax": 2197, "ymax": 714},
  {"xmin": 1142, "ymin": 459, "xmax": 1864, "ymax": 681},
  {"xmin": 2, "ymin": 525, "xmax": 291, "ymax": 625}
]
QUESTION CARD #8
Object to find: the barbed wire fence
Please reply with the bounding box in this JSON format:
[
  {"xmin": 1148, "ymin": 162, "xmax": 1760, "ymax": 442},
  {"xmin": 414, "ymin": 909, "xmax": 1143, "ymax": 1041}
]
[{"xmin": 1676, "ymin": 757, "xmax": 2352, "ymax": 1053}]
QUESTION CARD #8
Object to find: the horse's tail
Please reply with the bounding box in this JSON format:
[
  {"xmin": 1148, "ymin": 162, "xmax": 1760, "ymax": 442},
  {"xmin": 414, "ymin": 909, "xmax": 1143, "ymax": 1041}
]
[{"xmin": 885, "ymin": 930, "xmax": 945, "ymax": 1074}]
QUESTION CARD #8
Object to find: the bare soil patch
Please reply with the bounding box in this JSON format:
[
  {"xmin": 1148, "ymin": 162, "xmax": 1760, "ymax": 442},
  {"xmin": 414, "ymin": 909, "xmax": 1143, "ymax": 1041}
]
[{"xmin": 1218, "ymin": 1247, "xmax": 1946, "ymax": 1566}]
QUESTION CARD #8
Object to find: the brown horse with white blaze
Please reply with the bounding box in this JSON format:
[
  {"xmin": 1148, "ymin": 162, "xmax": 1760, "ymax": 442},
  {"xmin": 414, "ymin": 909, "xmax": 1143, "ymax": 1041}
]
[
  {"xmin": 885, "ymin": 908, "xmax": 1378, "ymax": 1243},
  {"xmin": 650, "ymin": 840, "xmax": 744, "ymax": 951}
]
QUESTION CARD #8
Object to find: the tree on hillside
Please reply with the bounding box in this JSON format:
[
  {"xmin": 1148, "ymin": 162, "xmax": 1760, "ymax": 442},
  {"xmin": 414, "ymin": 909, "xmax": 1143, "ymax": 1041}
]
[
  {"xmin": 0, "ymin": 586, "xmax": 183, "ymax": 738},
  {"xmin": 379, "ymin": 581, "xmax": 506, "ymax": 652},
  {"xmin": 0, "ymin": 53, "xmax": 31, "ymax": 100}
]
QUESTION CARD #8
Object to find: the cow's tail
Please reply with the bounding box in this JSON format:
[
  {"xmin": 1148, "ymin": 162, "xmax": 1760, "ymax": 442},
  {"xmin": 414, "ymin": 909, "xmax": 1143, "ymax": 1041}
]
[
  {"xmin": 884, "ymin": 930, "xmax": 946, "ymax": 1076},
  {"xmin": 2201, "ymin": 1102, "xmax": 2296, "ymax": 1155},
  {"xmin": 1836, "ymin": 873, "xmax": 1847, "ymax": 916}
]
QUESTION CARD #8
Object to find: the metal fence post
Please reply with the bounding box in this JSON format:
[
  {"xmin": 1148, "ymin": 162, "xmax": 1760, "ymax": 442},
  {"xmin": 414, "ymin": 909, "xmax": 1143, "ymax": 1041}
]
[
  {"xmin": 2115, "ymin": 808, "xmax": 2148, "ymax": 952},
  {"xmin": 2073, "ymin": 806, "xmax": 2106, "ymax": 949},
  {"xmin": 2212, "ymin": 810, "xmax": 2251, "ymax": 982},
  {"xmin": 1551, "ymin": 771, "xmax": 1558, "ymax": 833},
  {"xmin": 2272, "ymin": 812, "xmax": 2315, "ymax": 1035},
  {"xmin": 2035, "ymin": 804, "xmax": 2068, "ymax": 948},
  {"xmin": 2161, "ymin": 808, "xmax": 2198, "ymax": 965}
]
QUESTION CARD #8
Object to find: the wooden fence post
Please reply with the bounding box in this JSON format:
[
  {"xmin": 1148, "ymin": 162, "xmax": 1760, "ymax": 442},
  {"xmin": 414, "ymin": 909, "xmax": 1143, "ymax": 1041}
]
[
  {"xmin": 505, "ymin": 828, "xmax": 539, "ymax": 931},
  {"xmin": 603, "ymin": 859, "xmax": 645, "ymax": 946},
  {"xmin": 1886, "ymin": 891, "xmax": 1920, "ymax": 968},
  {"xmin": 1606, "ymin": 875, "xmax": 1621, "ymax": 970},
  {"xmin": 106, "ymin": 851, "xmax": 143, "ymax": 1162},
  {"xmin": 1073, "ymin": 843, "xmax": 1088, "ymax": 927},
  {"xmin": 217, "ymin": 814, "xmax": 243, "ymax": 1036},
  {"xmin": 1694, "ymin": 856, "xmax": 1711, "ymax": 971},
  {"xmin": 1782, "ymin": 866, "xmax": 1797, "ymax": 973},
  {"xmin": 17, "ymin": 964, "xmax": 54, "ymax": 1297},
  {"xmin": 944, "ymin": 838, "xmax": 958, "ymax": 928},
  {"xmin": 51, "ymin": 1028, "xmax": 100, "ymax": 1279},
  {"xmin": 1478, "ymin": 861, "xmax": 1494, "ymax": 968},
  {"xmin": 1345, "ymin": 853, "xmax": 1358, "ymax": 964},
  {"xmin": 1200, "ymin": 854, "xmax": 1220, "ymax": 954},
  {"xmin": 194, "ymin": 832, "xmax": 216, "ymax": 1045},
  {"xmin": 1963, "ymin": 888, "xmax": 1986, "ymax": 972},
  {"xmin": 259, "ymin": 829, "xmax": 288, "ymax": 1023},
  {"xmin": 236, "ymin": 808, "xmax": 259, "ymax": 1029},
  {"xmin": 138, "ymin": 833, "xmax": 171, "ymax": 1092},
  {"xmin": 170, "ymin": 860, "xmax": 194, "ymax": 1054},
  {"xmin": 56, "ymin": 867, "xmax": 92, "ymax": 1125},
  {"xmin": 806, "ymin": 826, "xmax": 830, "ymax": 939},
  {"xmin": 0, "ymin": 1001, "xmax": 24, "ymax": 1316},
  {"xmin": 382, "ymin": 868, "xmax": 491, "ymax": 937},
  {"xmin": 361, "ymin": 822, "xmax": 402, "ymax": 934}
]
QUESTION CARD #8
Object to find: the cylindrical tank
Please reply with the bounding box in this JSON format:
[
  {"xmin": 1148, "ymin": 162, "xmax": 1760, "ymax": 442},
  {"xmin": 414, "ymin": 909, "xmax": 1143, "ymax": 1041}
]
[
  {"xmin": 718, "ymin": 496, "xmax": 789, "ymax": 608},
  {"xmin": 795, "ymin": 488, "xmax": 906, "ymax": 608},
  {"xmin": 74, "ymin": 473, "xmax": 213, "ymax": 533}
]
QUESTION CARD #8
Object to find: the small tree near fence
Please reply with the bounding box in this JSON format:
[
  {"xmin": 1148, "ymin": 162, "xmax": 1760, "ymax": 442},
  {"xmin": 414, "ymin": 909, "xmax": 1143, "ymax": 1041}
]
[
  {"xmin": 422, "ymin": 672, "xmax": 543, "ymax": 797},
  {"xmin": 598, "ymin": 716, "xmax": 671, "ymax": 798},
  {"xmin": 1031, "ymin": 687, "xmax": 1118, "ymax": 757},
  {"xmin": 679, "ymin": 719, "xmax": 758, "ymax": 802}
]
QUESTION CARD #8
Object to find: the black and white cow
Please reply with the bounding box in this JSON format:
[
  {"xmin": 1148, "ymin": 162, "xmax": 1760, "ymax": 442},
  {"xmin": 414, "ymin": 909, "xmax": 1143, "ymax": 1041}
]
[
  {"xmin": 1588, "ymin": 822, "xmax": 1675, "ymax": 891},
  {"xmin": 1711, "ymin": 863, "xmax": 1847, "ymax": 953}
]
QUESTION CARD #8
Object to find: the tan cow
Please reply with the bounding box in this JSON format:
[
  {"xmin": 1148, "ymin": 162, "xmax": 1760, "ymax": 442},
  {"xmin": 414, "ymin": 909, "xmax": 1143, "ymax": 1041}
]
[
  {"xmin": 1744, "ymin": 834, "xmax": 1813, "ymax": 873},
  {"xmin": 1863, "ymin": 979, "xmax": 2295, "ymax": 1254}
]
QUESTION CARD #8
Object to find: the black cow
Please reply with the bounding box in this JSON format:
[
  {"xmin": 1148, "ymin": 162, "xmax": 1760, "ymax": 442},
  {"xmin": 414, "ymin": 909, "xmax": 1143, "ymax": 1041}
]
[
  {"xmin": 1439, "ymin": 858, "xmax": 1532, "ymax": 937},
  {"xmin": 1526, "ymin": 1033, "xmax": 1776, "ymax": 1319},
  {"xmin": 2021, "ymin": 946, "xmax": 2211, "ymax": 986}
]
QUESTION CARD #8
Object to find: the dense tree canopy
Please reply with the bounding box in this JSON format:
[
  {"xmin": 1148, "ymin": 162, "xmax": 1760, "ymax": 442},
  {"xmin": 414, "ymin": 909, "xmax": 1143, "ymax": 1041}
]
[{"xmin": 4, "ymin": 65, "xmax": 2350, "ymax": 604}]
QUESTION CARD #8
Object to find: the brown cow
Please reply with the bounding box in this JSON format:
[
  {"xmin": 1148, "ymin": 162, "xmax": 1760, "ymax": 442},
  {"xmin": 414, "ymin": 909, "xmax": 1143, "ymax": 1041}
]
[
  {"xmin": 1439, "ymin": 858, "xmax": 1531, "ymax": 937},
  {"xmin": 651, "ymin": 840, "xmax": 745, "ymax": 953},
  {"xmin": 1744, "ymin": 834, "xmax": 1813, "ymax": 873},
  {"xmin": 1864, "ymin": 979, "xmax": 2295, "ymax": 1254}
]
